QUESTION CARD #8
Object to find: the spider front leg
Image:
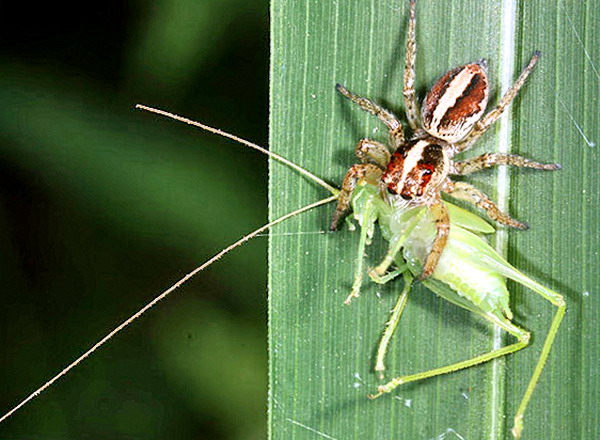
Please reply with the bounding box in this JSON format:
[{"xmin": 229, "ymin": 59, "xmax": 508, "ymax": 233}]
[
  {"xmin": 331, "ymin": 164, "xmax": 382, "ymax": 231},
  {"xmin": 403, "ymin": 0, "xmax": 419, "ymax": 131},
  {"xmin": 336, "ymin": 84, "xmax": 405, "ymax": 148},
  {"xmin": 420, "ymin": 201, "xmax": 449, "ymax": 280},
  {"xmin": 452, "ymin": 52, "xmax": 540, "ymax": 156},
  {"xmin": 452, "ymin": 152, "xmax": 561, "ymax": 175},
  {"xmin": 355, "ymin": 138, "xmax": 392, "ymax": 169},
  {"xmin": 445, "ymin": 181, "xmax": 528, "ymax": 229}
]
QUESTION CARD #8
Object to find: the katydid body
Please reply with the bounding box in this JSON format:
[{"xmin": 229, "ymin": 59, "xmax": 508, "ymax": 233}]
[{"xmin": 347, "ymin": 181, "xmax": 564, "ymax": 438}]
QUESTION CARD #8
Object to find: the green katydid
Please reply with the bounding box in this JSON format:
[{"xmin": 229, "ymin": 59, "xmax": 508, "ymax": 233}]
[{"xmin": 346, "ymin": 181, "xmax": 564, "ymax": 439}]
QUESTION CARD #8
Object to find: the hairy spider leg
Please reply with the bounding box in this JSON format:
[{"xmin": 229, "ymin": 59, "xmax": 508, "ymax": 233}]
[
  {"xmin": 420, "ymin": 201, "xmax": 450, "ymax": 279},
  {"xmin": 452, "ymin": 52, "xmax": 541, "ymax": 157},
  {"xmin": 445, "ymin": 181, "xmax": 529, "ymax": 230},
  {"xmin": 452, "ymin": 152, "xmax": 561, "ymax": 175},
  {"xmin": 403, "ymin": 0, "xmax": 419, "ymax": 131},
  {"xmin": 336, "ymin": 84, "xmax": 405, "ymax": 149}
]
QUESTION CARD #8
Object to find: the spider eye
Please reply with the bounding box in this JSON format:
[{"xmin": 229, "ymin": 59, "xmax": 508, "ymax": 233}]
[
  {"xmin": 386, "ymin": 186, "xmax": 397, "ymax": 195},
  {"xmin": 422, "ymin": 168, "xmax": 433, "ymax": 176}
]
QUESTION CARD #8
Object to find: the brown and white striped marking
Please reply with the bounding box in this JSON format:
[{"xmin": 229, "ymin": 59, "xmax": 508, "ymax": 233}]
[
  {"xmin": 382, "ymin": 138, "xmax": 449, "ymax": 201},
  {"xmin": 421, "ymin": 62, "xmax": 489, "ymax": 143}
]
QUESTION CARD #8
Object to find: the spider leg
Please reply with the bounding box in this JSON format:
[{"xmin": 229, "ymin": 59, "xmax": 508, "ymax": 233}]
[
  {"xmin": 403, "ymin": 0, "xmax": 419, "ymax": 131},
  {"xmin": 420, "ymin": 201, "xmax": 449, "ymax": 280},
  {"xmin": 452, "ymin": 52, "xmax": 540, "ymax": 156},
  {"xmin": 336, "ymin": 84, "xmax": 405, "ymax": 148},
  {"xmin": 452, "ymin": 152, "xmax": 561, "ymax": 175},
  {"xmin": 445, "ymin": 181, "xmax": 528, "ymax": 229},
  {"xmin": 355, "ymin": 138, "xmax": 392, "ymax": 169},
  {"xmin": 330, "ymin": 163, "xmax": 383, "ymax": 231}
]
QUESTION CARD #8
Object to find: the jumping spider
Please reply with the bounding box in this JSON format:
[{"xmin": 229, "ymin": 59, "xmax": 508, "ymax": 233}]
[{"xmin": 331, "ymin": 0, "xmax": 560, "ymax": 285}]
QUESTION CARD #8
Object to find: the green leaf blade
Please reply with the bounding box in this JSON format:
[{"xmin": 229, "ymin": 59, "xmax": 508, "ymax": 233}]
[{"xmin": 270, "ymin": 1, "xmax": 599, "ymax": 439}]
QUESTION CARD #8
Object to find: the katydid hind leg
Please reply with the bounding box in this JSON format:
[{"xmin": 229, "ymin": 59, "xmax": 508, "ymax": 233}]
[
  {"xmin": 368, "ymin": 314, "xmax": 530, "ymax": 399},
  {"xmin": 511, "ymin": 289, "xmax": 566, "ymax": 439}
]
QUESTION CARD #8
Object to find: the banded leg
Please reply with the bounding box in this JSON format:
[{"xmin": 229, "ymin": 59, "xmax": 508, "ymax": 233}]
[
  {"xmin": 420, "ymin": 201, "xmax": 449, "ymax": 280},
  {"xmin": 355, "ymin": 138, "xmax": 392, "ymax": 169},
  {"xmin": 403, "ymin": 0, "xmax": 419, "ymax": 131},
  {"xmin": 336, "ymin": 84, "xmax": 405, "ymax": 148},
  {"xmin": 452, "ymin": 152, "xmax": 561, "ymax": 175},
  {"xmin": 453, "ymin": 52, "xmax": 540, "ymax": 156},
  {"xmin": 331, "ymin": 164, "xmax": 382, "ymax": 231},
  {"xmin": 445, "ymin": 181, "xmax": 528, "ymax": 230},
  {"xmin": 368, "ymin": 314, "xmax": 530, "ymax": 401}
]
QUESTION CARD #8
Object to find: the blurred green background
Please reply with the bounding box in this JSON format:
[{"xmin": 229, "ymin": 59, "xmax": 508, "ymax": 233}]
[{"xmin": 0, "ymin": 1, "xmax": 269, "ymax": 439}]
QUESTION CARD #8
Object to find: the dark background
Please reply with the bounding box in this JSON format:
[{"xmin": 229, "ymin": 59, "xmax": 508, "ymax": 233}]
[{"xmin": 0, "ymin": 1, "xmax": 269, "ymax": 439}]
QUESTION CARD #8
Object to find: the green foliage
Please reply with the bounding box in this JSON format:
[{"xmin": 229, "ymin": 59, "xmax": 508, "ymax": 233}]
[{"xmin": 270, "ymin": 0, "xmax": 599, "ymax": 439}]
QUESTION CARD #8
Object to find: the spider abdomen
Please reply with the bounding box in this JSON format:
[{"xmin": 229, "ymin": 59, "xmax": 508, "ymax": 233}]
[{"xmin": 421, "ymin": 62, "xmax": 489, "ymax": 143}]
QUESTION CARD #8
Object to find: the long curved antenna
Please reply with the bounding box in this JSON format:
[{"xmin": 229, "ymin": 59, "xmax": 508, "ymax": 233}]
[
  {"xmin": 0, "ymin": 195, "xmax": 337, "ymax": 424},
  {"xmin": 135, "ymin": 104, "xmax": 339, "ymax": 195}
]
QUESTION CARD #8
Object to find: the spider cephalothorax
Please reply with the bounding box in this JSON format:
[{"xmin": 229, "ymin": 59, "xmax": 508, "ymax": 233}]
[
  {"xmin": 331, "ymin": 1, "xmax": 560, "ymax": 281},
  {"xmin": 382, "ymin": 137, "xmax": 449, "ymax": 202}
]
